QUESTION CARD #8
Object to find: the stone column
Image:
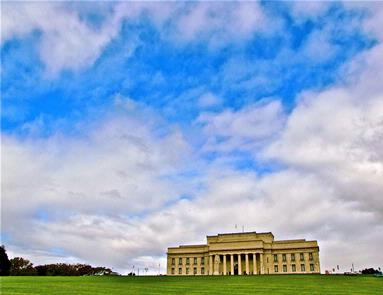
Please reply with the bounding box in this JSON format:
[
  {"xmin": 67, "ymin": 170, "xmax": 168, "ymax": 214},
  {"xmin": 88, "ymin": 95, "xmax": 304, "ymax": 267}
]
[
  {"xmin": 245, "ymin": 254, "xmax": 249, "ymax": 275},
  {"xmin": 223, "ymin": 255, "xmax": 227, "ymax": 275},
  {"xmin": 230, "ymin": 254, "xmax": 234, "ymax": 275},
  {"xmin": 260, "ymin": 253, "xmax": 264, "ymax": 274},
  {"xmin": 209, "ymin": 255, "xmax": 213, "ymax": 275},
  {"xmin": 238, "ymin": 253, "xmax": 242, "ymax": 275},
  {"xmin": 214, "ymin": 254, "xmax": 219, "ymax": 275},
  {"xmin": 182, "ymin": 257, "xmax": 190, "ymax": 275},
  {"xmin": 253, "ymin": 253, "xmax": 257, "ymax": 275}
]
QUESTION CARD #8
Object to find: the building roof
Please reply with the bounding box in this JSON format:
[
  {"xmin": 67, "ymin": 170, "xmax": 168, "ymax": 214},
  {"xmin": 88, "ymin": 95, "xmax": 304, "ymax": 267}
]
[{"xmin": 206, "ymin": 231, "xmax": 274, "ymax": 238}]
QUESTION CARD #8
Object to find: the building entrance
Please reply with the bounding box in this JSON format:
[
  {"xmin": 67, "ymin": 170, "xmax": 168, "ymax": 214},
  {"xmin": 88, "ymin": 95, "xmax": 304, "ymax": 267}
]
[{"xmin": 234, "ymin": 264, "xmax": 239, "ymax": 275}]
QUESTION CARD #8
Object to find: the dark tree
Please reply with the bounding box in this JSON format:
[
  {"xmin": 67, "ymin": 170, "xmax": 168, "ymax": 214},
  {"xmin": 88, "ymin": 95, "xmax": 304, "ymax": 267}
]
[
  {"xmin": 10, "ymin": 257, "xmax": 37, "ymax": 276},
  {"xmin": 361, "ymin": 268, "xmax": 380, "ymax": 274},
  {"xmin": 33, "ymin": 263, "xmax": 116, "ymax": 276},
  {"xmin": 35, "ymin": 265, "xmax": 48, "ymax": 276},
  {"xmin": 0, "ymin": 245, "xmax": 11, "ymax": 276}
]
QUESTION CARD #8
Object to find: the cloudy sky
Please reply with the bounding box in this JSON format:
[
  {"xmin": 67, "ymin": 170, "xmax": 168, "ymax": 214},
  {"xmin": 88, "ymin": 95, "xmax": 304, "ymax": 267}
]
[{"xmin": 1, "ymin": 1, "xmax": 383, "ymax": 274}]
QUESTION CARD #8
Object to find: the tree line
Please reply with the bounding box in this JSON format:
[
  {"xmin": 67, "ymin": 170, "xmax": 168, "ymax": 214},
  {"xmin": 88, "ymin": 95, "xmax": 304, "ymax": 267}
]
[
  {"xmin": 361, "ymin": 268, "xmax": 382, "ymax": 275},
  {"xmin": 1, "ymin": 245, "xmax": 118, "ymax": 276}
]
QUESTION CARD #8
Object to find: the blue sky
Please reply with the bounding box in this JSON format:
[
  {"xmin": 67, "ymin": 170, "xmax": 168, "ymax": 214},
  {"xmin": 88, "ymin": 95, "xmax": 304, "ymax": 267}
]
[{"xmin": 2, "ymin": 1, "xmax": 383, "ymax": 274}]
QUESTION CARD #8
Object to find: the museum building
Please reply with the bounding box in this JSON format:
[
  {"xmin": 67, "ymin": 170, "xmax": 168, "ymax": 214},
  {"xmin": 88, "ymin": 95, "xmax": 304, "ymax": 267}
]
[{"xmin": 167, "ymin": 231, "xmax": 320, "ymax": 275}]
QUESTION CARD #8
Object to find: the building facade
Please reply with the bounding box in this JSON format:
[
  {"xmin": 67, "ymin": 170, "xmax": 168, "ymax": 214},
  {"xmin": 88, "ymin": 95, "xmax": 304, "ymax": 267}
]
[{"xmin": 167, "ymin": 231, "xmax": 320, "ymax": 276}]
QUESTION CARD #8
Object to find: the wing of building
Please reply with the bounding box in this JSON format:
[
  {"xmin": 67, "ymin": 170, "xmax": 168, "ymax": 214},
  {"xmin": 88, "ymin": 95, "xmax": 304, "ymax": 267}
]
[{"xmin": 167, "ymin": 231, "xmax": 320, "ymax": 275}]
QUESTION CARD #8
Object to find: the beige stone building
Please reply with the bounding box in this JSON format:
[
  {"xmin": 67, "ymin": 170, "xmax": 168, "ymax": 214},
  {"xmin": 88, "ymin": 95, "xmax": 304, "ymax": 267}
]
[{"xmin": 167, "ymin": 231, "xmax": 320, "ymax": 275}]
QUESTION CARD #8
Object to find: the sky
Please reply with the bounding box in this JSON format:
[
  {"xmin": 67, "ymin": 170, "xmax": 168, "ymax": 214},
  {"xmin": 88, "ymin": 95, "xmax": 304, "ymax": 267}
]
[{"xmin": 1, "ymin": 1, "xmax": 383, "ymax": 275}]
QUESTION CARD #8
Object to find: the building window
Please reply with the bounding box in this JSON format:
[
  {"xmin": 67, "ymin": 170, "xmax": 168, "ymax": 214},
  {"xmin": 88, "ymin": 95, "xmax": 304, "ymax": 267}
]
[
  {"xmin": 301, "ymin": 264, "xmax": 305, "ymax": 272},
  {"xmin": 178, "ymin": 268, "xmax": 182, "ymax": 275},
  {"xmin": 194, "ymin": 257, "xmax": 197, "ymax": 265},
  {"xmin": 186, "ymin": 258, "xmax": 190, "ymax": 265},
  {"xmin": 274, "ymin": 254, "xmax": 278, "ymax": 262},
  {"xmin": 283, "ymin": 265, "xmax": 287, "ymax": 272},
  {"xmin": 310, "ymin": 264, "xmax": 314, "ymax": 271},
  {"xmin": 193, "ymin": 267, "xmax": 197, "ymax": 275},
  {"xmin": 201, "ymin": 267, "xmax": 205, "ymax": 274},
  {"xmin": 282, "ymin": 254, "xmax": 286, "ymax": 262},
  {"xmin": 186, "ymin": 268, "xmax": 189, "ymax": 275},
  {"xmin": 309, "ymin": 253, "xmax": 313, "ymax": 261},
  {"xmin": 179, "ymin": 258, "xmax": 182, "ymax": 265},
  {"xmin": 267, "ymin": 257, "xmax": 269, "ymax": 263},
  {"xmin": 171, "ymin": 268, "xmax": 175, "ymax": 275},
  {"xmin": 171, "ymin": 258, "xmax": 175, "ymax": 265},
  {"xmin": 300, "ymin": 253, "xmax": 304, "ymax": 261},
  {"xmin": 201, "ymin": 257, "xmax": 205, "ymax": 265},
  {"xmin": 291, "ymin": 254, "xmax": 295, "ymax": 262},
  {"xmin": 292, "ymin": 264, "xmax": 296, "ymax": 272},
  {"xmin": 274, "ymin": 265, "xmax": 278, "ymax": 273}
]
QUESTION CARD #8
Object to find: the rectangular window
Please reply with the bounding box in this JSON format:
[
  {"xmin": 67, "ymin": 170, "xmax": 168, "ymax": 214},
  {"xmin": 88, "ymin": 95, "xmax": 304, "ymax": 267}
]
[
  {"xmin": 201, "ymin": 257, "xmax": 205, "ymax": 265},
  {"xmin": 201, "ymin": 267, "xmax": 205, "ymax": 274},
  {"xmin": 282, "ymin": 254, "xmax": 286, "ymax": 262},
  {"xmin": 179, "ymin": 268, "xmax": 182, "ymax": 275},
  {"xmin": 172, "ymin": 258, "xmax": 175, "ymax": 265},
  {"xmin": 283, "ymin": 265, "xmax": 287, "ymax": 272},
  {"xmin": 171, "ymin": 268, "xmax": 175, "ymax": 275},
  {"xmin": 274, "ymin": 254, "xmax": 278, "ymax": 262},
  {"xmin": 301, "ymin": 264, "xmax": 305, "ymax": 272},
  {"xmin": 193, "ymin": 267, "xmax": 197, "ymax": 275},
  {"xmin": 186, "ymin": 258, "xmax": 190, "ymax": 265},
  {"xmin": 310, "ymin": 264, "xmax": 314, "ymax": 271},
  {"xmin": 186, "ymin": 268, "xmax": 189, "ymax": 275},
  {"xmin": 291, "ymin": 254, "xmax": 295, "ymax": 262},
  {"xmin": 267, "ymin": 257, "xmax": 269, "ymax": 263},
  {"xmin": 194, "ymin": 257, "xmax": 197, "ymax": 265},
  {"xmin": 309, "ymin": 253, "xmax": 313, "ymax": 261},
  {"xmin": 300, "ymin": 253, "xmax": 304, "ymax": 261},
  {"xmin": 292, "ymin": 264, "xmax": 296, "ymax": 272},
  {"xmin": 274, "ymin": 265, "xmax": 278, "ymax": 273},
  {"xmin": 179, "ymin": 258, "xmax": 182, "ymax": 265}
]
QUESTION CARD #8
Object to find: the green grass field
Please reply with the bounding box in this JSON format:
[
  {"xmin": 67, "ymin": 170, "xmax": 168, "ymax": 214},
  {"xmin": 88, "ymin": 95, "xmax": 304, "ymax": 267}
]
[{"xmin": 1, "ymin": 275, "xmax": 382, "ymax": 295}]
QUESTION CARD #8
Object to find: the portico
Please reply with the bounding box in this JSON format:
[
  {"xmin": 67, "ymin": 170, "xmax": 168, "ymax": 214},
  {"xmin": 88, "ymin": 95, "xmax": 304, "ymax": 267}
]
[{"xmin": 207, "ymin": 252, "xmax": 264, "ymax": 275}]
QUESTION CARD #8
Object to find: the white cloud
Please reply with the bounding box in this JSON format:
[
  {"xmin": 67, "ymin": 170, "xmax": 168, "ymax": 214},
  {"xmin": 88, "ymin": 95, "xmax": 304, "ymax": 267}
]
[
  {"xmin": 262, "ymin": 1, "xmax": 383, "ymax": 222},
  {"xmin": 197, "ymin": 100, "xmax": 286, "ymax": 154},
  {"xmin": 301, "ymin": 28, "xmax": 339, "ymax": 62},
  {"xmin": 1, "ymin": 2, "xmax": 176, "ymax": 77},
  {"xmin": 197, "ymin": 92, "xmax": 221, "ymax": 108},
  {"xmin": 264, "ymin": 73, "xmax": 383, "ymax": 219},
  {"xmin": 2, "ymin": 1, "xmax": 371, "ymax": 79},
  {"xmin": 1, "ymin": 1, "xmax": 271, "ymax": 76},
  {"xmin": 171, "ymin": 1, "xmax": 273, "ymax": 48},
  {"xmin": 289, "ymin": 1, "xmax": 331, "ymax": 21},
  {"xmin": 1, "ymin": 104, "xmax": 193, "ymax": 272},
  {"xmin": 343, "ymin": 2, "xmax": 383, "ymax": 40},
  {"xmin": 2, "ymin": 2, "xmax": 120, "ymax": 76}
]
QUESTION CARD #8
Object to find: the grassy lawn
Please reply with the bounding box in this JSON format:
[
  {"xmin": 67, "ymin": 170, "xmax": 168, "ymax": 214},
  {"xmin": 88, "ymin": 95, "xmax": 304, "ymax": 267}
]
[{"xmin": 1, "ymin": 275, "xmax": 382, "ymax": 295}]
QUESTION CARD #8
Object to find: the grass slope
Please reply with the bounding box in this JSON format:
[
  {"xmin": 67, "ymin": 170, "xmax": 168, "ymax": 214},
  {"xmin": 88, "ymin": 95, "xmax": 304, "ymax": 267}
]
[{"xmin": 1, "ymin": 275, "xmax": 382, "ymax": 295}]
